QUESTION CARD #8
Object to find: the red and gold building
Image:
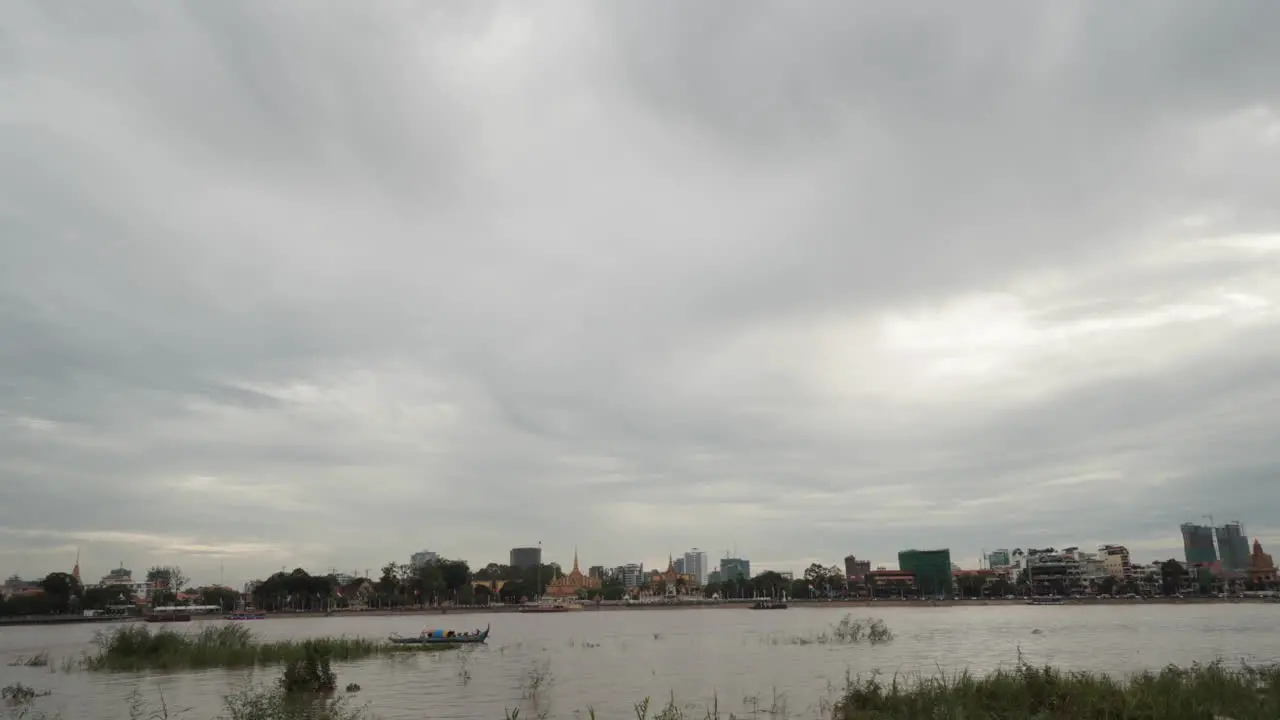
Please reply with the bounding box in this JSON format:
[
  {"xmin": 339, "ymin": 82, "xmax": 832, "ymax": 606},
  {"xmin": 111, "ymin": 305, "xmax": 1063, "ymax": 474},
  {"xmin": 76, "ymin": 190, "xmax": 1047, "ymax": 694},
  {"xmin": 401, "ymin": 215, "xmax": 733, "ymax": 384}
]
[{"xmin": 544, "ymin": 549, "xmax": 601, "ymax": 598}]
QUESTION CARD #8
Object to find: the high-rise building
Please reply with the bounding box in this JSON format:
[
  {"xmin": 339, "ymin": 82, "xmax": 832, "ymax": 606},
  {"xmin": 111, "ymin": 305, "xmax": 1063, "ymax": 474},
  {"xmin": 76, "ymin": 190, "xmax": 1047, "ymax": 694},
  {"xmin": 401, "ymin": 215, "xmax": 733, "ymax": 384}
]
[
  {"xmin": 673, "ymin": 557, "xmax": 685, "ymax": 575},
  {"xmin": 510, "ymin": 547, "xmax": 542, "ymax": 570},
  {"xmin": 1181, "ymin": 523, "xmax": 1218, "ymax": 566},
  {"xmin": 588, "ymin": 565, "xmax": 605, "ymax": 580},
  {"xmin": 986, "ymin": 549, "xmax": 1012, "ymax": 569},
  {"xmin": 719, "ymin": 557, "xmax": 750, "ymax": 582},
  {"xmin": 898, "ymin": 549, "xmax": 953, "ymax": 596},
  {"xmin": 409, "ymin": 550, "xmax": 438, "ymax": 568},
  {"xmin": 844, "ymin": 555, "xmax": 871, "ymax": 582},
  {"xmin": 1215, "ymin": 522, "xmax": 1251, "ymax": 571},
  {"xmin": 616, "ymin": 563, "xmax": 644, "ymax": 588},
  {"xmin": 684, "ymin": 549, "xmax": 708, "ymax": 586}
]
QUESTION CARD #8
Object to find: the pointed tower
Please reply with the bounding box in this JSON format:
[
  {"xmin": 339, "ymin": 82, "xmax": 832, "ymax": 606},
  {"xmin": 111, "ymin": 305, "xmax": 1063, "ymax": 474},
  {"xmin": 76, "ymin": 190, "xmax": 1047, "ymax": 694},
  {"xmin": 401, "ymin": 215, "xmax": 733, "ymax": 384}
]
[
  {"xmin": 71, "ymin": 548, "xmax": 81, "ymax": 582},
  {"xmin": 572, "ymin": 547, "xmax": 580, "ymax": 574}
]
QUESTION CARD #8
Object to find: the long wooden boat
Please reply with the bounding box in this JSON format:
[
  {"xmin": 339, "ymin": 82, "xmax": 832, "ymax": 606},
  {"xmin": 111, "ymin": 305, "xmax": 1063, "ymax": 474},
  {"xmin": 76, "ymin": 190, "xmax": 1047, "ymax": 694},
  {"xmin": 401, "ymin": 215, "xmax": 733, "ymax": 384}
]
[
  {"xmin": 750, "ymin": 599, "xmax": 788, "ymax": 610},
  {"xmin": 145, "ymin": 613, "xmax": 192, "ymax": 622},
  {"xmin": 224, "ymin": 612, "xmax": 267, "ymax": 620},
  {"xmin": 389, "ymin": 624, "xmax": 489, "ymax": 645},
  {"xmin": 519, "ymin": 601, "xmax": 582, "ymax": 613}
]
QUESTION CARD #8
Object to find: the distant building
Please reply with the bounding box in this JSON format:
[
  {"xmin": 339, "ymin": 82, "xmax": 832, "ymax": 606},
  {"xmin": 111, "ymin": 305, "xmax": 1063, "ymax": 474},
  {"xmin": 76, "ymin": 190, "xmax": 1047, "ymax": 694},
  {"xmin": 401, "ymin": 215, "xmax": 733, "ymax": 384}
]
[
  {"xmin": 1025, "ymin": 549, "xmax": 1081, "ymax": 593},
  {"xmin": 1181, "ymin": 523, "xmax": 1218, "ymax": 566},
  {"xmin": 616, "ymin": 563, "xmax": 644, "ymax": 588},
  {"xmin": 673, "ymin": 557, "xmax": 685, "ymax": 575},
  {"xmin": 588, "ymin": 565, "xmax": 605, "ymax": 580},
  {"xmin": 1216, "ymin": 523, "xmax": 1251, "ymax": 571},
  {"xmin": 510, "ymin": 547, "xmax": 542, "ymax": 570},
  {"xmin": 94, "ymin": 566, "xmax": 154, "ymax": 601},
  {"xmin": 986, "ymin": 549, "xmax": 1012, "ymax": 569},
  {"xmin": 845, "ymin": 555, "xmax": 872, "ymax": 582},
  {"xmin": 866, "ymin": 570, "xmax": 915, "ymax": 596},
  {"xmin": 778, "ymin": 571, "xmax": 794, "ymax": 581},
  {"xmin": 898, "ymin": 549, "xmax": 953, "ymax": 596},
  {"xmin": 409, "ymin": 551, "xmax": 439, "ymax": 568},
  {"xmin": 1099, "ymin": 545, "xmax": 1133, "ymax": 581},
  {"xmin": 719, "ymin": 557, "xmax": 750, "ymax": 582},
  {"xmin": 684, "ymin": 549, "xmax": 708, "ymax": 587},
  {"xmin": 1247, "ymin": 540, "xmax": 1276, "ymax": 585},
  {"xmin": 544, "ymin": 550, "xmax": 601, "ymax": 598}
]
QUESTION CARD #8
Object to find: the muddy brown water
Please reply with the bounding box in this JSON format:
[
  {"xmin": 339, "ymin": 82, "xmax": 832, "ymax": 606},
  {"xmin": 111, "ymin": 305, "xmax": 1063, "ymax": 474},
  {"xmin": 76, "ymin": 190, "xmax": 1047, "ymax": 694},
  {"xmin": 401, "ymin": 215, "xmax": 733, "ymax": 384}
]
[{"xmin": 2, "ymin": 604, "xmax": 1277, "ymax": 719}]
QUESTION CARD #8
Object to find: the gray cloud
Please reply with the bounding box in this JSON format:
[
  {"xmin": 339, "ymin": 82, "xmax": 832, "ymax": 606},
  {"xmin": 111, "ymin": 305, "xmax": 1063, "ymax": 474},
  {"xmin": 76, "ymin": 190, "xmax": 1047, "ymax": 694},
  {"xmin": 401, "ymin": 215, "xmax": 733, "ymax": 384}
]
[{"xmin": 2, "ymin": 1, "xmax": 1279, "ymax": 584}]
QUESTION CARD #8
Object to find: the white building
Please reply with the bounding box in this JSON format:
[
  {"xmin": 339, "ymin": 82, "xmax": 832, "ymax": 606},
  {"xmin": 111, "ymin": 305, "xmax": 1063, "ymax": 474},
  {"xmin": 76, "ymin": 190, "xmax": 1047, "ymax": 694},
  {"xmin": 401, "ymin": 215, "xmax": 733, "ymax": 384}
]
[
  {"xmin": 616, "ymin": 563, "xmax": 644, "ymax": 588},
  {"xmin": 93, "ymin": 567, "xmax": 154, "ymax": 601},
  {"xmin": 683, "ymin": 549, "xmax": 708, "ymax": 587}
]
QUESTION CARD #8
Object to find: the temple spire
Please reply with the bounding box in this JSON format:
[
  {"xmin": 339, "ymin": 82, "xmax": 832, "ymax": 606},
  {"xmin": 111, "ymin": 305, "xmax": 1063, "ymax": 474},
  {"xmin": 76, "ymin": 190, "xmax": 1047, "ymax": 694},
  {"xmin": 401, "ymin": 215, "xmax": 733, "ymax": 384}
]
[
  {"xmin": 572, "ymin": 546, "xmax": 579, "ymax": 573},
  {"xmin": 71, "ymin": 548, "xmax": 80, "ymax": 581}
]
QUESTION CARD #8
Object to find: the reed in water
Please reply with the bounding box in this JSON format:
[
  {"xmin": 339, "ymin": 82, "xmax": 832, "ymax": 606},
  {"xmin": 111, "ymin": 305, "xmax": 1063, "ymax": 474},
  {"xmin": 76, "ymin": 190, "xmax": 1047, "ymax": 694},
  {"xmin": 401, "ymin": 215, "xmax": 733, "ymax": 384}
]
[{"xmin": 81, "ymin": 623, "xmax": 458, "ymax": 671}]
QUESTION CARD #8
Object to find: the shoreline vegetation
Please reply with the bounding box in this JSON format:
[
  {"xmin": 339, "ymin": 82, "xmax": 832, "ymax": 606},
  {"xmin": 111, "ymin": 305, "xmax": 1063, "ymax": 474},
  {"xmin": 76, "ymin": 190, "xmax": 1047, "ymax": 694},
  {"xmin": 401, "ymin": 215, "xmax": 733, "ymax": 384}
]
[
  {"xmin": 78, "ymin": 624, "xmax": 458, "ymax": 672},
  {"xmin": 7, "ymin": 660, "xmax": 1279, "ymax": 719}
]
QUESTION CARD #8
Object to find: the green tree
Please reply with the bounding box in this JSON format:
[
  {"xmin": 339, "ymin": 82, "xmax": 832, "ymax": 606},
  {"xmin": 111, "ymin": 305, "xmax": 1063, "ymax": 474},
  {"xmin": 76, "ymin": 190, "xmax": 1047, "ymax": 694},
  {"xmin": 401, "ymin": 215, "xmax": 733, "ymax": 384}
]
[
  {"xmin": 788, "ymin": 578, "xmax": 808, "ymax": 599},
  {"xmin": 803, "ymin": 564, "xmax": 827, "ymax": 596},
  {"xmin": 40, "ymin": 572, "xmax": 82, "ymax": 612},
  {"xmin": 752, "ymin": 571, "xmax": 788, "ymax": 598},
  {"xmin": 146, "ymin": 566, "xmax": 189, "ymax": 593},
  {"xmin": 438, "ymin": 560, "xmax": 471, "ymax": 593},
  {"xmin": 197, "ymin": 586, "xmax": 241, "ymax": 609},
  {"xmin": 1098, "ymin": 575, "xmax": 1118, "ymax": 596},
  {"xmin": 1160, "ymin": 559, "xmax": 1186, "ymax": 596}
]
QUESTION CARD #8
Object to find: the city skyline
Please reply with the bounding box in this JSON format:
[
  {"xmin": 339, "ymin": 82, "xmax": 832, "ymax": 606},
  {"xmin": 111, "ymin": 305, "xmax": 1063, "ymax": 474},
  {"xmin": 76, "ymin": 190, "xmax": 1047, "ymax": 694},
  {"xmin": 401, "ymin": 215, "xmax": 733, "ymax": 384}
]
[
  {"xmin": 6, "ymin": 526, "xmax": 1265, "ymax": 590},
  {"xmin": 3, "ymin": 4, "xmax": 1280, "ymax": 586}
]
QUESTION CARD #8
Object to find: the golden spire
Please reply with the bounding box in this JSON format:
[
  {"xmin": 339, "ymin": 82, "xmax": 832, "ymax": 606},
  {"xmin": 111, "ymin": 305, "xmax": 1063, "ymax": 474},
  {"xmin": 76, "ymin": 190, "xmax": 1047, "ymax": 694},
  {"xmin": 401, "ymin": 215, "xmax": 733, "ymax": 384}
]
[
  {"xmin": 573, "ymin": 546, "xmax": 580, "ymax": 573},
  {"xmin": 72, "ymin": 548, "xmax": 80, "ymax": 581}
]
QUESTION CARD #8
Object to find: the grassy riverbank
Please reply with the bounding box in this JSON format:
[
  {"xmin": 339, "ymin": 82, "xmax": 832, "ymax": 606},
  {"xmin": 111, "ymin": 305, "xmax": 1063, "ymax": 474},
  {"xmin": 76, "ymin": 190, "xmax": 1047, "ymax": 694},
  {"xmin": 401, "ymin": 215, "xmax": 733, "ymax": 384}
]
[
  {"xmin": 81, "ymin": 623, "xmax": 458, "ymax": 671},
  {"xmin": 829, "ymin": 660, "xmax": 1280, "ymax": 720}
]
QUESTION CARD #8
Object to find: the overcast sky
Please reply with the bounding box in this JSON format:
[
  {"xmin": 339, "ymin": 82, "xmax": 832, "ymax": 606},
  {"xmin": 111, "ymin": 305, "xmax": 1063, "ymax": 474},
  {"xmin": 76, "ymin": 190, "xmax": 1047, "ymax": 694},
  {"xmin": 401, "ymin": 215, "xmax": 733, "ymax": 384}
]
[{"xmin": 3, "ymin": 2, "xmax": 1279, "ymax": 587}]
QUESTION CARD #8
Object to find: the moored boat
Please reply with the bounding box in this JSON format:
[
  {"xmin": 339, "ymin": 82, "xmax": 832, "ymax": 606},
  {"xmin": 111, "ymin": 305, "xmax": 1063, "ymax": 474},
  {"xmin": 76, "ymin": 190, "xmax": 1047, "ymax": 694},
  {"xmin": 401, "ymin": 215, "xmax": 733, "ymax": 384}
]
[
  {"xmin": 390, "ymin": 624, "xmax": 489, "ymax": 645},
  {"xmin": 224, "ymin": 612, "xmax": 267, "ymax": 620},
  {"xmin": 750, "ymin": 598, "xmax": 788, "ymax": 610},
  {"xmin": 145, "ymin": 613, "xmax": 192, "ymax": 622},
  {"xmin": 1027, "ymin": 596, "xmax": 1065, "ymax": 605}
]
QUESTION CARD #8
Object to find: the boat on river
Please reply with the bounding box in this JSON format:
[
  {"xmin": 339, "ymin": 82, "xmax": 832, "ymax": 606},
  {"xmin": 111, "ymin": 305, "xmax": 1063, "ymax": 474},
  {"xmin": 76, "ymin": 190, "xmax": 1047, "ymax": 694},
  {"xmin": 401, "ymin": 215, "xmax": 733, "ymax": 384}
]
[
  {"xmin": 519, "ymin": 601, "xmax": 583, "ymax": 613},
  {"xmin": 389, "ymin": 624, "xmax": 489, "ymax": 645},
  {"xmin": 750, "ymin": 598, "xmax": 788, "ymax": 610},
  {"xmin": 1027, "ymin": 596, "xmax": 1066, "ymax": 605},
  {"xmin": 145, "ymin": 612, "xmax": 191, "ymax": 623},
  {"xmin": 224, "ymin": 612, "xmax": 267, "ymax": 620}
]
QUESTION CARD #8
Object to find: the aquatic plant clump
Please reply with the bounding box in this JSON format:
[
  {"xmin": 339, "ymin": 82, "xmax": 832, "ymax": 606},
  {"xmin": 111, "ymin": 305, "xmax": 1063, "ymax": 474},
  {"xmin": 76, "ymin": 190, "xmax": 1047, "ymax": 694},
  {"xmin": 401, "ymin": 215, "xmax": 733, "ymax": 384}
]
[
  {"xmin": 82, "ymin": 623, "xmax": 458, "ymax": 671},
  {"xmin": 3, "ymin": 681, "xmax": 51, "ymax": 704},
  {"xmin": 776, "ymin": 615, "xmax": 895, "ymax": 646},
  {"xmin": 833, "ymin": 660, "xmax": 1280, "ymax": 719},
  {"xmin": 6, "ymin": 651, "xmax": 50, "ymax": 668}
]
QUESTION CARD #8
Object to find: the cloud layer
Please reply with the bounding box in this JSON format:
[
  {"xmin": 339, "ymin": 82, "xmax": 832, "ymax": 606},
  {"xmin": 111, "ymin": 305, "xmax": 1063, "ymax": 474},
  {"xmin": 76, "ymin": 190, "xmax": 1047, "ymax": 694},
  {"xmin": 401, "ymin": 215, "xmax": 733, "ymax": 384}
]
[{"xmin": 3, "ymin": 2, "xmax": 1279, "ymax": 585}]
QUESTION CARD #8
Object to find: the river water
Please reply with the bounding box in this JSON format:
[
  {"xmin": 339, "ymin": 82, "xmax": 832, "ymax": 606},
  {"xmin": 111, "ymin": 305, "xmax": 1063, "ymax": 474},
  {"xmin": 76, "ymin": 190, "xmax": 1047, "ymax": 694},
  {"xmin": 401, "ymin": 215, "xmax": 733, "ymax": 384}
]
[{"xmin": 2, "ymin": 605, "xmax": 1277, "ymax": 719}]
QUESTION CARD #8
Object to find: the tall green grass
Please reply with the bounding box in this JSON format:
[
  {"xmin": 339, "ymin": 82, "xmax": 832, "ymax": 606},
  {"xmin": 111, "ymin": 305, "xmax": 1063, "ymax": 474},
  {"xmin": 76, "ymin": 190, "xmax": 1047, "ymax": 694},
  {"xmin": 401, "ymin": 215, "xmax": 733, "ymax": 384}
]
[
  {"xmin": 82, "ymin": 623, "xmax": 458, "ymax": 671},
  {"xmin": 834, "ymin": 660, "xmax": 1280, "ymax": 719}
]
